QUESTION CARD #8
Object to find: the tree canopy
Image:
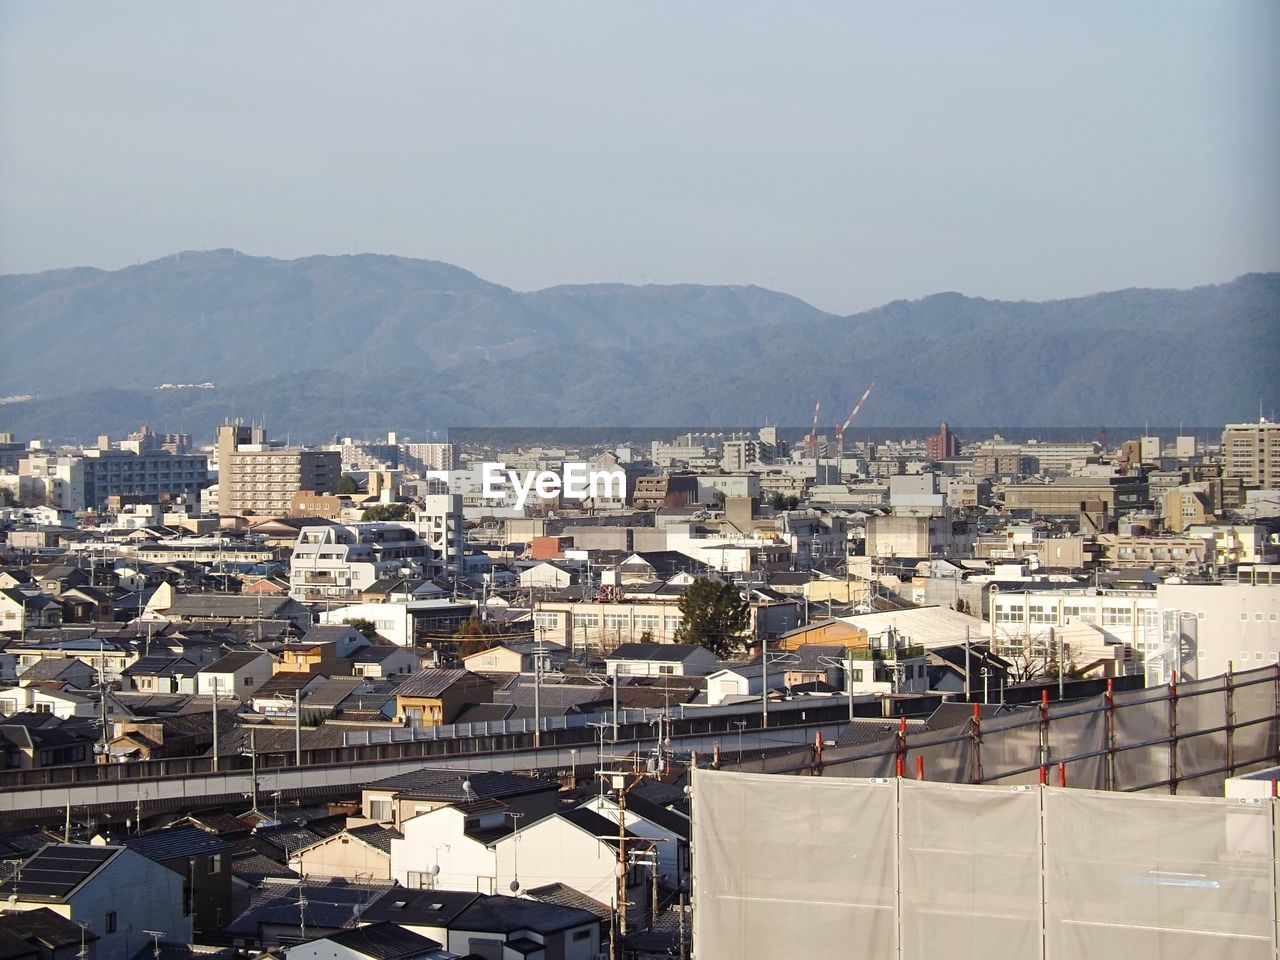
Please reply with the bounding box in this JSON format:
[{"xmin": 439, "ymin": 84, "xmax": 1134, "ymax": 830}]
[
  {"xmin": 361, "ymin": 502, "xmax": 413, "ymax": 522},
  {"xmin": 675, "ymin": 577, "xmax": 750, "ymax": 658}
]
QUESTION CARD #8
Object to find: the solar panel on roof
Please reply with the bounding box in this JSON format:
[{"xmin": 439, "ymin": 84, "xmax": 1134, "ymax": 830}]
[{"xmin": 0, "ymin": 846, "xmax": 116, "ymax": 900}]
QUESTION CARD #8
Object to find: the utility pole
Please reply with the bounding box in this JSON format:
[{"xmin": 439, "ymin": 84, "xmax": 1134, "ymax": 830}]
[
  {"xmin": 210, "ymin": 678, "xmax": 219, "ymax": 773},
  {"xmin": 761, "ymin": 632, "xmax": 769, "ymax": 729},
  {"xmin": 964, "ymin": 625, "xmax": 971, "ymax": 701},
  {"xmin": 294, "ymin": 687, "xmax": 302, "ymax": 767}
]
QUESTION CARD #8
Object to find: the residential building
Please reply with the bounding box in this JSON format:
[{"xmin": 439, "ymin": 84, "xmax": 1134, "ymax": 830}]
[
  {"xmin": 0, "ymin": 844, "xmax": 191, "ymax": 960},
  {"xmin": 923, "ymin": 422, "xmax": 960, "ymax": 460},
  {"xmin": 287, "ymin": 825, "xmax": 399, "ymax": 882},
  {"xmin": 393, "ymin": 670, "xmax": 495, "ymax": 727},
  {"xmin": 359, "ymin": 768, "xmax": 560, "ymax": 829},
  {"xmin": 289, "ymin": 522, "xmax": 432, "ymax": 603},
  {"xmin": 603, "ymin": 642, "xmax": 719, "ymax": 678},
  {"xmin": 195, "ymin": 651, "xmax": 275, "ymax": 699},
  {"xmin": 216, "ymin": 424, "xmax": 341, "ymax": 518},
  {"xmin": 1222, "ymin": 418, "xmax": 1280, "ymax": 489},
  {"xmin": 284, "ymin": 923, "xmax": 450, "ymax": 960}
]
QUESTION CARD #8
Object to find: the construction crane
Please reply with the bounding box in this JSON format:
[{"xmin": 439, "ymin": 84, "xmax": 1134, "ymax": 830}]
[
  {"xmin": 835, "ymin": 381, "xmax": 876, "ymax": 460},
  {"xmin": 807, "ymin": 399, "xmax": 822, "ymax": 461}
]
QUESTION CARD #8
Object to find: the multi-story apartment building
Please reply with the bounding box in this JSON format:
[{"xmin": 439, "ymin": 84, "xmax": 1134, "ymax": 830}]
[
  {"xmin": 923, "ymin": 422, "xmax": 960, "ymax": 460},
  {"xmin": 216, "ymin": 424, "xmax": 341, "ymax": 517},
  {"xmin": 1222, "ymin": 418, "xmax": 1280, "ymax": 489},
  {"xmin": 400, "ymin": 441, "xmax": 455, "ymax": 476},
  {"xmin": 19, "ymin": 449, "xmax": 209, "ymax": 511},
  {"xmin": 289, "ymin": 522, "xmax": 433, "ymax": 602}
]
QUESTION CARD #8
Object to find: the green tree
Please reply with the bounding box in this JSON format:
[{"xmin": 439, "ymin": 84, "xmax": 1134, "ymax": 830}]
[
  {"xmin": 361, "ymin": 503, "xmax": 413, "ymax": 522},
  {"xmin": 337, "ymin": 474, "xmax": 359, "ymax": 494},
  {"xmin": 675, "ymin": 578, "xmax": 750, "ymax": 658},
  {"xmin": 343, "ymin": 618, "xmax": 380, "ymax": 642}
]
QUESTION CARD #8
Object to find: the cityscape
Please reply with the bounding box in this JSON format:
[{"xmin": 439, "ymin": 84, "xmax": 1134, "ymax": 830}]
[{"xmin": 2, "ymin": 3, "xmax": 1278, "ymax": 959}]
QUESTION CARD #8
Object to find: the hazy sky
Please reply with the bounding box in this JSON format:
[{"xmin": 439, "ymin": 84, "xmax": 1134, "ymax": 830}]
[{"xmin": 1, "ymin": 1, "xmax": 1277, "ymax": 313}]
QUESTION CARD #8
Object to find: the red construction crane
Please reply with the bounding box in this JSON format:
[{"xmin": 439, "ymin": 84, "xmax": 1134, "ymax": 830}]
[
  {"xmin": 835, "ymin": 381, "xmax": 876, "ymax": 460},
  {"xmin": 808, "ymin": 399, "xmax": 822, "ymax": 461}
]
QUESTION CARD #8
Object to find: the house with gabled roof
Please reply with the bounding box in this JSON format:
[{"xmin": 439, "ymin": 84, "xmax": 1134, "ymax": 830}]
[
  {"xmin": 0, "ymin": 844, "xmax": 190, "ymax": 960},
  {"xmin": 286, "ymin": 823, "xmax": 401, "ymax": 881},
  {"xmin": 390, "ymin": 804, "xmax": 651, "ymax": 922},
  {"xmin": 393, "ymin": 669, "xmax": 495, "ymax": 727},
  {"xmin": 604, "ymin": 642, "xmax": 718, "ymax": 678},
  {"xmin": 284, "ymin": 922, "xmax": 452, "ymax": 960}
]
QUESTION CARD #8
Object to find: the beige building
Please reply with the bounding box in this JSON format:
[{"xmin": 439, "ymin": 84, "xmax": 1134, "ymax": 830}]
[
  {"xmin": 216, "ymin": 424, "xmax": 341, "ymax": 517},
  {"xmin": 1222, "ymin": 418, "xmax": 1280, "ymax": 489},
  {"xmin": 289, "ymin": 826, "xmax": 394, "ymax": 880}
]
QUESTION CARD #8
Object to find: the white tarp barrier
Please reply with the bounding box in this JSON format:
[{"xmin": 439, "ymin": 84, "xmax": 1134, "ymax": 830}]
[
  {"xmin": 693, "ymin": 769, "xmax": 897, "ymax": 960},
  {"xmin": 900, "ymin": 780, "xmax": 1042, "ymax": 960},
  {"xmin": 693, "ymin": 769, "xmax": 1280, "ymax": 960},
  {"xmin": 1043, "ymin": 788, "xmax": 1276, "ymax": 960}
]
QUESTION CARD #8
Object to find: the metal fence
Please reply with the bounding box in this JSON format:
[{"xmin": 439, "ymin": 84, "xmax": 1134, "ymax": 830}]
[
  {"xmin": 693, "ymin": 768, "xmax": 1280, "ymax": 960},
  {"xmin": 742, "ymin": 664, "xmax": 1280, "ymax": 796}
]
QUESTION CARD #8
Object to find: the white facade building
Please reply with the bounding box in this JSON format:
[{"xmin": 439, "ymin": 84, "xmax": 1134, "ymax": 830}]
[{"xmin": 290, "ymin": 522, "xmax": 431, "ymax": 602}]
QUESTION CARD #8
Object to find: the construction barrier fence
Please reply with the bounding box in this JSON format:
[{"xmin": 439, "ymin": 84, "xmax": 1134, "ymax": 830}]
[{"xmin": 692, "ymin": 769, "xmax": 1279, "ymax": 960}]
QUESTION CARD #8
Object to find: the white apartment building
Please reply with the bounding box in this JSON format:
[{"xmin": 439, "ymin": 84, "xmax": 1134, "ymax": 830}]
[
  {"xmin": 988, "ymin": 581, "xmax": 1280, "ymax": 684},
  {"xmin": 290, "ymin": 522, "xmax": 432, "ymax": 602},
  {"xmin": 17, "ymin": 454, "xmax": 87, "ymax": 511}
]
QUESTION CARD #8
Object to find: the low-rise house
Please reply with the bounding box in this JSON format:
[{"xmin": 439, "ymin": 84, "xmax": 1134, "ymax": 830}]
[
  {"xmin": 603, "ymin": 642, "xmax": 718, "ymax": 678},
  {"xmin": 347, "ymin": 645, "xmax": 420, "ymax": 679},
  {"xmin": 0, "ymin": 906, "xmax": 98, "ymax": 960},
  {"xmin": 0, "ymin": 844, "xmax": 191, "ymax": 960},
  {"xmin": 120, "ymin": 656, "xmax": 200, "ymax": 695},
  {"xmin": 359, "ymin": 890, "xmax": 600, "ymax": 960},
  {"xmin": 460, "ymin": 640, "xmax": 567, "ymax": 675},
  {"xmin": 393, "ymin": 670, "xmax": 495, "ymax": 727},
  {"xmin": 440, "ymin": 895, "xmax": 600, "ymax": 960},
  {"xmin": 195, "ymin": 652, "xmax": 275, "ymax": 699},
  {"xmin": 284, "ymin": 922, "xmax": 453, "ymax": 960},
  {"xmin": 17, "ymin": 658, "xmax": 96, "ymax": 690},
  {"xmin": 0, "ymin": 715, "xmax": 94, "ymax": 768},
  {"xmin": 225, "ymin": 878, "xmax": 393, "ymax": 948},
  {"xmin": 391, "ymin": 805, "xmax": 650, "ymax": 921},
  {"xmin": 122, "ymin": 827, "xmax": 236, "ymax": 935},
  {"xmin": 286, "ymin": 824, "xmax": 400, "ymax": 881},
  {"xmin": 0, "ymin": 590, "xmax": 62, "ymax": 634},
  {"xmin": 359, "ymin": 769, "xmax": 559, "ymax": 829}
]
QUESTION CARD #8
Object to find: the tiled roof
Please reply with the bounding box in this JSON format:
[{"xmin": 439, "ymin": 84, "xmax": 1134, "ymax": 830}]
[
  {"xmin": 452, "ymin": 894, "xmax": 597, "ymax": 936},
  {"xmin": 123, "ymin": 826, "xmax": 236, "ymax": 862},
  {"xmin": 360, "ymin": 767, "xmax": 557, "ymax": 802},
  {"xmin": 524, "ymin": 882, "xmax": 612, "ymax": 921},
  {"xmin": 607, "ymin": 642, "xmax": 711, "ymax": 662},
  {"xmin": 226, "ymin": 878, "xmax": 393, "ymax": 936},
  {"xmin": 360, "ymin": 888, "xmax": 480, "ymax": 926},
  {"xmin": 394, "ymin": 669, "xmax": 491, "ymax": 698},
  {"xmin": 320, "ymin": 922, "xmax": 442, "ymax": 958},
  {"xmin": 345, "ymin": 824, "xmax": 401, "ymax": 854}
]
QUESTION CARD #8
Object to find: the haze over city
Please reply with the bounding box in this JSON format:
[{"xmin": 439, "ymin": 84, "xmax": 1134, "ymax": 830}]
[
  {"xmin": 2, "ymin": 1, "xmax": 1278, "ymax": 313},
  {"xmin": 1, "ymin": 5, "xmax": 1280, "ymax": 960}
]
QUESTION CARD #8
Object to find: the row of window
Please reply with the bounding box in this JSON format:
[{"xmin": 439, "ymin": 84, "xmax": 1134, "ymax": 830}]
[{"xmin": 536, "ymin": 612, "xmax": 684, "ymax": 632}]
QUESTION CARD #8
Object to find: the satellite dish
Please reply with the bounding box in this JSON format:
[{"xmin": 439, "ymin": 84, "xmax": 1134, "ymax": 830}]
[
  {"xmin": 509, "ymin": 879, "xmax": 520, "ymax": 893},
  {"xmin": 430, "ymin": 864, "xmax": 440, "ymax": 876}
]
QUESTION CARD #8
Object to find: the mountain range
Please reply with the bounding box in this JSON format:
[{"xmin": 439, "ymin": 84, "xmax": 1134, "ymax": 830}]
[{"xmin": 1, "ymin": 249, "xmax": 1277, "ymax": 442}]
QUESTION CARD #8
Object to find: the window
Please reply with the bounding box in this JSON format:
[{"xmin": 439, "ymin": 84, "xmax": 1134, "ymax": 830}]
[
  {"xmin": 574, "ymin": 613, "xmax": 598, "ymax": 629},
  {"xmin": 1240, "ymin": 613, "xmax": 1250, "ymax": 622},
  {"xmin": 368, "ymin": 798, "xmax": 392, "ymax": 822},
  {"xmin": 105, "ymin": 913, "xmax": 117, "ymax": 934},
  {"xmin": 604, "ymin": 614, "xmax": 628, "ymax": 630},
  {"xmin": 534, "ymin": 612, "xmax": 559, "ymax": 630},
  {"xmin": 665, "ymin": 616, "xmax": 682, "ymax": 632},
  {"xmin": 572, "ymin": 930, "xmax": 592, "ymax": 942},
  {"xmin": 634, "ymin": 615, "xmax": 659, "ymax": 631},
  {"xmin": 209, "ymin": 853, "xmax": 222, "ymax": 874}
]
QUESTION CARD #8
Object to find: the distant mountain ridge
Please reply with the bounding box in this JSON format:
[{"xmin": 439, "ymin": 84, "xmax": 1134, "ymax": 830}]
[{"xmin": 1, "ymin": 250, "xmax": 1276, "ymax": 441}]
